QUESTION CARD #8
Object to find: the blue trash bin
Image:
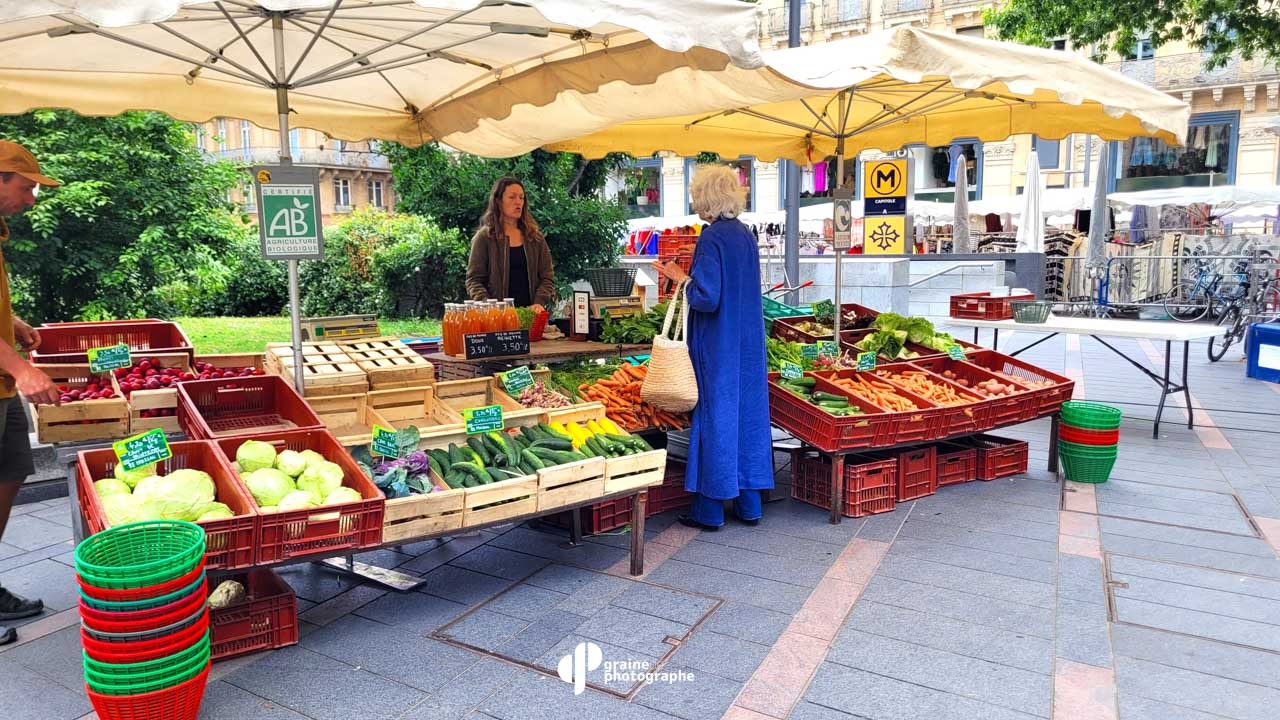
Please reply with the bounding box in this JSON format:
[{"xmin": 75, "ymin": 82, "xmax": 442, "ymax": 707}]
[{"xmin": 1245, "ymin": 323, "xmax": 1280, "ymax": 383}]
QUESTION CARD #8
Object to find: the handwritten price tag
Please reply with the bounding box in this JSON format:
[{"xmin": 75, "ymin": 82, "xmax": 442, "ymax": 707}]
[
  {"xmin": 371, "ymin": 425, "xmax": 401, "ymax": 458},
  {"xmin": 88, "ymin": 344, "xmax": 131, "ymax": 374},
  {"xmin": 818, "ymin": 341, "xmax": 839, "ymax": 358},
  {"xmin": 112, "ymin": 428, "xmax": 172, "ymax": 473},
  {"xmin": 463, "ymin": 405, "xmax": 504, "ymax": 435},
  {"xmin": 800, "ymin": 344, "xmax": 819, "ymax": 360},
  {"xmin": 500, "ymin": 366, "xmax": 535, "ymax": 395},
  {"xmin": 780, "ymin": 362, "xmax": 803, "ymax": 381},
  {"xmin": 947, "ymin": 345, "xmax": 966, "ymax": 361},
  {"xmin": 856, "ymin": 352, "xmax": 877, "ymax": 371}
]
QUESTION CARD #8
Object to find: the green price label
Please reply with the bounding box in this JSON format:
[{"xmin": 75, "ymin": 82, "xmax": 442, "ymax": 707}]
[
  {"xmin": 780, "ymin": 362, "xmax": 803, "ymax": 381},
  {"xmin": 818, "ymin": 341, "xmax": 840, "ymax": 358},
  {"xmin": 88, "ymin": 344, "xmax": 131, "ymax": 373},
  {"xmin": 112, "ymin": 428, "xmax": 172, "ymax": 473},
  {"xmin": 500, "ymin": 366, "xmax": 535, "ymax": 395},
  {"xmin": 856, "ymin": 352, "xmax": 877, "ymax": 372},
  {"xmin": 800, "ymin": 344, "xmax": 819, "ymax": 360},
  {"xmin": 812, "ymin": 299, "xmax": 835, "ymax": 323},
  {"xmin": 463, "ymin": 405, "xmax": 504, "ymax": 435},
  {"xmin": 947, "ymin": 344, "xmax": 967, "ymax": 361},
  {"xmin": 371, "ymin": 425, "xmax": 401, "ymax": 458}
]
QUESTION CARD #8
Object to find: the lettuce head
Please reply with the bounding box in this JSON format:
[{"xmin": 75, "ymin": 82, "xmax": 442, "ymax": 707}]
[
  {"xmin": 243, "ymin": 468, "xmax": 295, "ymax": 507},
  {"xmin": 275, "ymin": 450, "xmax": 308, "ymax": 478},
  {"xmin": 94, "ymin": 478, "xmax": 132, "ymax": 498},
  {"xmin": 297, "ymin": 461, "xmax": 344, "ymax": 501},
  {"xmin": 236, "ymin": 440, "xmax": 278, "ymax": 473},
  {"xmin": 278, "ymin": 490, "xmax": 319, "ymax": 511},
  {"xmin": 113, "ymin": 462, "xmax": 157, "ymax": 490}
]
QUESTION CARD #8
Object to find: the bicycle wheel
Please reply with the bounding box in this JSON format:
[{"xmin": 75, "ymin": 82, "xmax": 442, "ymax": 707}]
[
  {"xmin": 1208, "ymin": 304, "xmax": 1243, "ymax": 362},
  {"xmin": 1164, "ymin": 281, "xmax": 1210, "ymax": 322}
]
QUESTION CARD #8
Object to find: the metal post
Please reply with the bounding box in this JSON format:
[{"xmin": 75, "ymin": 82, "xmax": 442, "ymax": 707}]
[
  {"xmin": 782, "ymin": 0, "xmax": 802, "ymax": 305},
  {"xmin": 272, "ymin": 13, "xmax": 306, "ymax": 395}
]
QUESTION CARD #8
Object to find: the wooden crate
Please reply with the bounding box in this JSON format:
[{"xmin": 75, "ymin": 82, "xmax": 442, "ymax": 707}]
[
  {"xmin": 194, "ymin": 353, "xmax": 265, "ymax": 373},
  {"xmin": 382, "ymin": 476, "xmax": 465, "ymax": 543},
  {"xmin": 433, "ymin": 377, "xmax": 541, "ymax": 421},
  {"xmin": 31, "ymin": 364, "xmax": 129, "ymax": 444},
  {"xmin": 543, "ymin": 403, "xmax": 666, "ymax": 494},
  {"xmin": 463, "ymin": 475, "xmax": 539, "ymax": 526},
  {"xmin": 340, "ymin": 337, "xmax": 436, "ymax": 390},
  {"xmin": 368, "ymin": 386, "xmax": 465, "ymax": 436},
  {"xmin": 306, "ymin": 393, "xmax": 392, "ymax": 446},
  {"xmin": 300, "ymin": 314, "xmax": 380, "ymax": 342},
  {"xmin": 265, "ymin": 343, "xmax": 367, "ymax": 398},
  {"xmin": 110, "ymin": 353, "xmax": 193, "ymax": 435},
  {"xmin": 536, "ymin": 456, "xmax": 607, "ymax": 512}
]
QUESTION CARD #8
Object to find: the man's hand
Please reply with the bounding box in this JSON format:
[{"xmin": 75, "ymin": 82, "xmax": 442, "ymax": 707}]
[
  {"xmin": 13, "ymin": 318, "xmax": 39, "ymax": 352},
  {"xmin": 14, "ymin": 365, "xmax": 59, "ymax": 406}
]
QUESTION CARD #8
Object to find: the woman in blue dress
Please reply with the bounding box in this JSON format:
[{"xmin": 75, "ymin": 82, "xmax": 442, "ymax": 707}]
[{"xmin": 654, "ymin": 165, "xmax": 774, "ymax": 530}]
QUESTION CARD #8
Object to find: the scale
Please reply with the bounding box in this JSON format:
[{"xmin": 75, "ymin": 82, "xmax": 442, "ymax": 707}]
[{"xmin": 589, "ymin": 295, "xmax": 644, "ymax": 319}]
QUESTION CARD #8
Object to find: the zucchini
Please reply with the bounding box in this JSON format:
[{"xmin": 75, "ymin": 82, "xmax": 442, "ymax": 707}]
[
  {"xmin": 787, "ymin": 376, "xmax": 817, "ymax": 388},
  {"xmin": 812, "ymin": 391, "xmax": 850, "ymax": 404},
  {"xmin": 520, "ymin": 448, "xmax": 547, "ymax": 471},
  {"xmin": 490, "ymin": 431, "xmax": 521, "ymax": 467},
  {"xmin": 467, "ymin": 437, "xmax": 492, "ymax": 465},
  {"xmin": 530, "ymin": 438, "xmax": 574, "ymax": 451},
  {"xmin": 447, "ymin": 443, "xmax": 463, "ymax": 465}
]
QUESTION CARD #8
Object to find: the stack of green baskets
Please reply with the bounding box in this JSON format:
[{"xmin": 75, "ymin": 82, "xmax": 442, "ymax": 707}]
[{"xmin": 1059, "ymin": 401, "xmax": 1122, "ymax": 483}]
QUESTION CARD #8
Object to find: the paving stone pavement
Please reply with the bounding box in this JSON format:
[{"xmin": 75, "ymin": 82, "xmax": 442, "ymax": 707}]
[{"xmin": 2, "ymin": 335, "xmax": 1280, "ymax": 719}]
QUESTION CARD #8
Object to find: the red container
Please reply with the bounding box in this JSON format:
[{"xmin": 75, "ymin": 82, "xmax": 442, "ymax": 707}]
[
  {"xmin": 529, "ymin": 311, "xmax": 549, "ymax": 342},
  {"xmin": 81, "ymin": 618, "xmax": 208, "ymax": 665},
  {"xmin": 838, "ymin": 328, "xmax": 941, "ymax": 359},
  {"xmin": 32, "ymin": 320, "xmax": 193, "ymax": 364},
  {"xmin": 894, "ymin": 445, "xmax": 937, "ymax": 502},
  {"xmin": 658, "ymin": 256, "xmax": 694, "ymax": 299},
  {"xmin": 909, "ymin": 356, "xmax": 1037, "ymax": 428},
  {"xmin": 870, "ymin": 362, "xmax": 988, "ymax": 437},
  {"xmin": 547, "ymin": 461, "xmax": 691, "ymax": 534},
  {"xmin": 772, "ymin": 316, "xmax": 835, "ymax": 345},
  {"xmin": 214, "ymin": 430, "xmax": 384, "ymax": 564},
  {"xmin": 657, "ymin": 234, "xmax": 697, "ymax": 259},
  {"xmin": 176, "ymin": 374, "xmax": 323, "ymax": 440},
  {"xmin": 210, "ymin": 568, "xmax": 299, "ymax": 661},
  {"xmin": 958, "ymin": 434, "xmax": 1030, "ymax": 480},
  {"xmin": 768, "ymin": 373, "xmax": 905, "ymax": 453},
  {"xmin": 790, "ymin": 449, "xmax": 897, "ymax": 518},
  {"xmin": 962, "ymin": 349, "xmax": 1074, "ymax": 418},
  {"xmin": 648, "ymin": 461, "xmax": 693, "ymax": 514},
  {"xmin": 949, "ymin": 292, "xmax": 1037, "ymax": 321},
  {"xmin": 811, "ymin": 369, "xmax": 944, "ymax": 446},
  {"xmin": 76, "ymin": 440, "xmax": 258, "ymax": 571},
  {"xmin": 935, "ymin": 442, "xmax": 978, "ymax": 487},
  {"xmin": 838, "ymin": 303, "xmax": 880, "ymax": 329},
  {"xmin": 1059, "ymin": 425, "xmax": 1120, "ymax": 445},
  {"xmin": 87, "ymin": 664, "xmax": 210, "ymax": 720},
  {"xmin": 79, "ymin": 562, "xmax": 205, "ymax": 604},
  {"xmin": 80, "ymin": 579, "xmax": 208, "ymax": 633}
]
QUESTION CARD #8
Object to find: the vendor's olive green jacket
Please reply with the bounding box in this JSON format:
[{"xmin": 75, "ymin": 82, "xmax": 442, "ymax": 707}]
[{"xmin": 466, "ymin": 228, "xmax": 556, "ymax": 308}]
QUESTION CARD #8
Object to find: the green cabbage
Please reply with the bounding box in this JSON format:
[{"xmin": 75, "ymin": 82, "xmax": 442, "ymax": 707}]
[
  {"xmin": 278, "ymin": 490, "xmax": 319, "ymax": 511},
  {"xmin": 297, "ymin": 461, "xmax": 344, "ymax": 501},
  {"xmin": 100, "ymin": 493, "xmax": 142, "ymax": 526},
  {"xmin": 323, "ymin": 486, "xmax": 363, "ymax": 505},
  {"xmin": 236, "ymin": 440, "xmax": 278, "ymax": 473},
  {"xmin": 243, "ymin": 468, "xmax": 295, "ymax": 507},
  {"xmin": 93, "ymin": 478, "xmax": 132, "ymax": 498},
  {"xmin": 300, "ymin": 449, "xmax": 326, "ymax": 470},
  {"xmin": 193, "ymin": 501, "xmax": 234, "ymax": 522},
  {"xmin": 259, "ymin": 505, "xmax": 277, "ymax": 513},
  {"xmin": 275, "ymin": 450, "xmax": 307, "ymax": 478},
  {"xmin": 164, "ymin": 469, "xmax": 216, "ymax": 504},
  {"xmin": 113, "ymin": 462, "xmax": 157, "ymax": 490}
]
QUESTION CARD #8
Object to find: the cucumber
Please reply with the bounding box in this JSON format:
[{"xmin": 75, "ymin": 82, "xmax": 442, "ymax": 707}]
[
  {"xmin": 427, "ymin": 449, "xmax": 452, "ymax": 469},
  {"xmin": 520, "ymin": 448, "xmax": 547, "ymax": 471},
  {"xmin": 578, "ymin": 441, "xmax": 596, "ymax": 458},
  {"xmin": 447, "ymin": 443, "xmax": 463, "ymax": 465},
  {"xmin": 490, "ymin": 431, "xmax": 521, "ymax": 467},
  {"xmin": 461, "ymin": 447, "xmax": 485, "ymax": 468},
  {"xmin": 812, "ymin": 391, "xmax": 849, "ymax": 403},
  {"xmin": 787, "ymin": 376, "xmax": 817, "ymax": 388},
  {"xmin": 442, "ymin": 472, "xmax": 465, "ymax": 490},
  {"xmin": 584, "ymin": 435, "xmax": 609, "ymax": 457},
  {"xmin": 531, "ymin": 438, "xmax": 574, "ymax": 451},
  {"xmin": 427, "ymin": 456, "xmax": 443, "ymax": 478},
  {"xmin": 485, "ymin": 467, "xmax": 508, "ymax": 483},
  {"xmin": 531, "ymin": 448, "xmax": 582, "ymax": 466},
  {"xmin": 520, "ymin": 426, "xmax": 544, "ymax": 443},
  {"xmin": 467, "ymin": 437, "xmax": 492, "ymax": 465}
]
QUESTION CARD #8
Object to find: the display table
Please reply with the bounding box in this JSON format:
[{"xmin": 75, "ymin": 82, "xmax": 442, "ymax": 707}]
[
  {"xmin": 950, "ymin": 316, "xmax": 1225, "ymax": 439},
  {"xmin": 424, "ymin": 340, "xmax": 650, "ymax": 379}
]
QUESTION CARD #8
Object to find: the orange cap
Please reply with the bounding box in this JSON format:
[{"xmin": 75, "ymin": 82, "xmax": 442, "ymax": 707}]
[{"xmin": 0, "ymin": 141, "xmax": 60, "ymax": 186}]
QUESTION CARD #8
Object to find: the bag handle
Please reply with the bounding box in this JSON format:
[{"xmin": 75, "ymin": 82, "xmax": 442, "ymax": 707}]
[{"xmin": 659, "ymin": 279, "xmax": 690, "ymax": 342}]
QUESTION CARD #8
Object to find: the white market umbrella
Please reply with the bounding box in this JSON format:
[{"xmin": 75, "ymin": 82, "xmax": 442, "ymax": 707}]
[
  {"xmin": 1015, "ymin": 151, "xmax": 1045, "ymax": 253},
  {"xmin": 952, "ymin": 159, "xmax": 972, "ymax": 254},
  {"xmin": 0, "ymin": 0, "xmax": 763, "ymax": 391}
]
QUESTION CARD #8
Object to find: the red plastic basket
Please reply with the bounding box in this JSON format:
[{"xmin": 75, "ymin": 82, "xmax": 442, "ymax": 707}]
[
  {"xmin": 949, "ymin": 292, "xmax": 1037, "ymax": 321},
  {"xmin": 78, "ymin": 562, "xmax": 205, "ymax": 604},
  {"xmin": 657, "ymin": 234, "xmax": 697, "ymax": 259},
  {"xmin": 80, "ymin": 579, "xmax": 208, "ymax": 633},
  {"xmin": 658, "ymin": 255, "xmax": 694, "ymax": 299},
  {"xmin": 962, "ymin": 349, "xmax": 1074, "ymax": 418},
  {"xmin": 214, "ymin": 430, "xmax": 384, "ymax": 564},
  {"xmin": 648, "ymin": 461, "xmax": 693, "ymax": 514},
  {"xmin": 81, "ymin": 617, "xmax": 208, "ymax": 665},
  {"xmin": 810, "ymin": 369, "xmax": 944, "ymax": 446},
  {"xmin": 909, "ymin": 356, "xmax": 1037, "ymax": 428},
  {"xmin": 891, "ymin": 445, "xmax": 937, "ymax": 502},
  {"xmin": 957, "ymin": 434, "xmax": 1030, "ymax": 480},
  {"xmin": 32, "ymin": 321, "xmax": 193, "ymax": 364},
  {"xmin": 76, "ymin": 440, "xmax": 258, "ymax": 571},
  {"xmin": 935, "ymin": 442, "xmax": 978, "ymax": 487},
  {"xmin": 1060, "ymin": 425, "xmax": 1120, "ymax": 445},
  {"xmin": 177, "ymin": 374, "xmax": 323, "ymax": 440},
  {"xmin": 870, "ymin": 362, "xmax": 989, "ymax": 437},
  {"xmin": 210, "ymin": 568, "xmax": 299, "ymax": 661},
  {"xmin": 768, "ymin": 374, "xmax": 904, "ymax": 454},
  {"xmin": 790, "ymin": 450, "xmax": 897, "ymax": 518},
  {"xmin": 87, "ymin": 663, "xmax": 209, "ymax": 720}
]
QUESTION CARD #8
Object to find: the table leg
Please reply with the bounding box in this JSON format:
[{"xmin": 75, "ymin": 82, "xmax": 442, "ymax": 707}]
[
  {"xmin": 630, "ymin": 490, "xmax": 647, "ymax": 576},
  {"xmin": 568, "ymin": 506, "xmax": 583, "ymax": 546},
  {"xmin": 1152, "ymin": 340, "xmax": 1173, "ymax": 439},
  {"xmin": 993, "ymin": 329, "xmax": 1000, "ymax": 350},
  {"xmin": 830, "ymin": 453, "xmax": 845, "ymax": 525},
  {"xmin": 1048, "ymin": 413, "xmax": 1060, "ymax": 475},
  {"xmin": 973, "ymin": 327, "xmax": 979, "ymax": 344},
  {"xmin": 1182, "ymin": 340, "xmax": 1194, "ymax": 429}
]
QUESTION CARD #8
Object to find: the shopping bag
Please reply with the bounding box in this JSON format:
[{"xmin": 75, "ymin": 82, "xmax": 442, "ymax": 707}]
[{"xmin": 641, "ymin": 280, "xmax": 699, "ymax": 413}]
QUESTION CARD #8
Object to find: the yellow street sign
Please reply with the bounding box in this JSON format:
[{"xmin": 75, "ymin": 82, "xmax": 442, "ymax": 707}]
[
  {"xmin": 863, "ymin": 215, "xmax": 908, "ymax": 255},
  {"xmin": 863, "ymin": 159, "xmax": 908, "ymax": 214}
]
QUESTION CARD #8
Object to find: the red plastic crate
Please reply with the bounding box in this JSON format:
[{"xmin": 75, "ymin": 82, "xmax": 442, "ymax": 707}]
[
  {"xmin": 771, "ymin": 316, "xmax": 835, "ymax": 345},
  {"xmin": 546, "ymin": 460, "xmax": 691, "ymax": 534},
  {"xmin": 76, "ymin": 440, "xmax": 257, "ymax": 570},
  {"xmin": 838, "ymin": 328, "xmax": 938, "ymax": 359},
  {"xmin": 961, "ymin": 349, "xmax": 1074, "ymax": 419},
  {"xmin": 768, "ymin": 375, "xmax": 904, "ymax": 453},
  {"xmin": 839, "ymin": 303, "xmax": 880, "ymax": 329},
  {"xmin": 863, "ymin": 445, "xmax": 936, "ymax": 502},
  {"xmin": 31, "ymin": 320, "xmax": 193, "ymax": 364},
  {"xmin": 908, "ymin": 356, "xmax": 1036, "ymax": 428},
  {"xmin": 177, "ymin": 374, "xmax": 323, "ymax": 440},
  {"xmin": 790, "ymin": 449, "xmax": 897, "ymax": 518},
  {"xmin": 658, "ymin": 255, "xmax": 694, "ymax": 299},
  {"xmin": 209, "ymin": 568, "xmax": 298, "ymax": 661},
  {"xmin": 871, "ymin": 362, "xmax": 988, "ymax": 437},
  {"xmin": 214, "ymin": 429, "xmax": 384, "ymax": 564},
  {"xmin": 811, "ymin": 369, "xmax": 944, "ymax": 446},
  {"xmin": 949, "ymin": 292, "xmax": 1037, "ymax": 320},
  {"xmin": 649, "ymin": 460, "xmax": 693, "ymax": 514},
  {"xmin": 935, "ymin": 442, "xmax": 979, "ymax": 486},
  {"xmin": 961, "ymin": 434, "xmax": 1030, "ymax": 480},
  {"xmin": 657, "ymin": 234, "xmax": 697, "ymax": 259}
]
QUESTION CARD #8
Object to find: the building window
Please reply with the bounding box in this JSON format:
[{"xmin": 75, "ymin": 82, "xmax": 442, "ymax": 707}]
[
  {"xmin": 216, "ymin": 119, "xmax": 227, "ymax": 151},
  {"xmin": 368, "ymin": 180, "xmax": 384, "ymax": 209},
  {"xmin": 369, "ymin": 140, "xmax": 381, "ymax": 154},
  {"xmin": 685, "ymin": 156, "xmax": 755, "ymax": 213},
  {"xmin": 336, "ymin": 139, "xmax": 347, "ymax": 153},
  {"xmin": 334, "ymin": 178, "xmax": 351, "ymax": 209},
  {"xmin": 956, "ymin": 25, "xmax": 985, "ymax": 39},
  {"xmin": 615, "ymin": 160, "xmax": 662, "ymax": 219},
  {"xmin": 781, "ymin": 156, "xmax": 858, "ymax": 204},
  {"xmin": 906, "ymin": 141, "xmax": 980, "ymax": 202},
  {"xmin": 1034, "ymin": 136, "xmax": 1061, "ymax": 170},
  {"xmin": 1051, "ymin": 38, "xmax": 1067, "ymax": 51},
  {"xmin": 1114, "ymin": 111, "xmax": 1237, "ymax": 192},
  {"xmin": 195, "ymin": 125, "xmax": 205, "ymax": 152},
  {"xmin": 241, "ymin": 181, "xmax": 256, "ymax": 212},
  {"xmin": 1124, "ymin": 35, "xmax": 1155, "ymax": 61},
  {"xmin": 239, "ymin": 120, "xmax": 251, "ymax": 149}
]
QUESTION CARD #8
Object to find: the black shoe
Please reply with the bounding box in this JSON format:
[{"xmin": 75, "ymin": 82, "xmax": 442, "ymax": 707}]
[
  {"xmin": 737, "ymin": 517, "xmax": 761, "ymax": 527},
  {"xmin": 676, "ymin": 514, "xmax": 720, "ymax": 532},
  {"xmin": 0, "ymin": 625, "xmax": 14, "ymax": 646},
  {"xmin": 0, "ymin": 588, "xmax": 43, "ymax": 621}
]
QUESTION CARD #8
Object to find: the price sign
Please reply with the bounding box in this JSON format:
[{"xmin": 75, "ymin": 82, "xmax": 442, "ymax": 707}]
[
  {"xmin": 818, "ymin": 341, "xmax": 840, "ymax": 358},
  {"xmin": 812, "ymin": 299, "xmax": 835, "ymax": 323},
  {"xmin": 800, "ymin": 344, "xmax": 819, "ymax": 360},
  {"xmin": 500, "ymin": 366, "xmax": 535, "ymax": 395},
  {"xmin": 112, "ymin": 428, "xmax": 172, "ymax": 473},
  {"xmin": 780, "ymin": 362, "xmax": 803, "ymax": 381},
  {"xmin": 371, "ymin": 425, "xmax": 401, "ymax": 458},
  {"xmin": 88, "ymin": 344, "xmax": 131, "ymax": 373},
  {"xmin": 463, "ymin": 405, "xmax": 504, "ymax": 435},
  {"xmin": 947, "ymin": 344, "xmax": 967, "ymax": 361},
  {"xmin": 856, "ymin": 352, "xmax": 877, "ymax": 371},
  {"xmin": 464, "ymin": 330, "xmax": 531, "ymax": 360}
]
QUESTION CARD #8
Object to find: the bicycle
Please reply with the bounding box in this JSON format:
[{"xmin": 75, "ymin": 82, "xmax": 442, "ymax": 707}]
[
  {"xmin": 1207, "ymin": 261, "xmax": 1280, "ymax": 361},
  {"xmin": 1162, "ymin": 259, "xmax": 1249, "ymax": 323}
]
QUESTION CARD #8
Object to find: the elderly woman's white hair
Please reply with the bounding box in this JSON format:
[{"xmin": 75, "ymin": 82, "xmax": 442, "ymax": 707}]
[{"xmin": 689, "ymin": 164, "xmax": 747, "ymax": 220}]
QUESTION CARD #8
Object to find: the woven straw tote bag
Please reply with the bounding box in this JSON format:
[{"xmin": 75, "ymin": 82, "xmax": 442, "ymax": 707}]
[{"xmin": 641, "ymin": 280, "xmax": 699, "ymax": 412}]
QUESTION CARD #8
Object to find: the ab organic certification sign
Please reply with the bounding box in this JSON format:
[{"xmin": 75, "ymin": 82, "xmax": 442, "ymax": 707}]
[{"xmin": 254, "ymin": 165, "xmax": 324, "ymax": 261}]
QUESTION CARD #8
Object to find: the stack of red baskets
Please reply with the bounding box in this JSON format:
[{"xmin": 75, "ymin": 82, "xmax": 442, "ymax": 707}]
[{"xmin": 76, "ymin": 520, "xmax": 211, "ymax": 720}]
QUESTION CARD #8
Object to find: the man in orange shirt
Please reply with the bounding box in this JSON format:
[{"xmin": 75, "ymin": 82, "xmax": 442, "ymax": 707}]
[{"xmin": 0, "ymin": 141, "xmax": 62, "ymax": 646}]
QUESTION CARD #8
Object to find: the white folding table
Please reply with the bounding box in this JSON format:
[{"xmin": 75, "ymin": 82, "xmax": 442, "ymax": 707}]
[{"xmin": 949, "ymin": 316, "xmax": 1225, "ymax": 444}]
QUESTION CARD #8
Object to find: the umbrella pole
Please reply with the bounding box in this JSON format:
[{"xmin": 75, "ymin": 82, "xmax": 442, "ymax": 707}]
[
  {"xmin": 272, "ymin": 13, "xmax": 306, "ymax": 396},
  {"xmin": 833, "ymin": 152, "xmax": 845, "ymax": 342}
]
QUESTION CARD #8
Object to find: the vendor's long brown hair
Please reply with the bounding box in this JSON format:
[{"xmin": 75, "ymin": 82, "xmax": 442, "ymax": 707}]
[{"xmin": 479, "ymin": 176, "xmax": 545, "ymax": 245}]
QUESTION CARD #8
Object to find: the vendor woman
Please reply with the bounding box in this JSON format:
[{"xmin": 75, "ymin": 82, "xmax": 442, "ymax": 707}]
[{"xmin": 466, "ymin": 177, "xmax": 556, "ymax": 313}]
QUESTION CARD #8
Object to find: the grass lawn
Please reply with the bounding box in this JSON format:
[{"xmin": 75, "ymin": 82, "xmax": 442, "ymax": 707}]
[{"xmin": 176, "ymin": 316, "xmax": 441, "ymax": 354}]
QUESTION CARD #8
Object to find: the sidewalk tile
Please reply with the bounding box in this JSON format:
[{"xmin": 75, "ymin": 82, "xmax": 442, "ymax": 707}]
[
  {"xmin": 1052, "ymin": 659, "xmax": 1116, "ymax": 720},
  {"xmin": 701, "ymin": 601, "xmax": 791, "ymax": 647},
  {"xmin": 804, "ymin": 661, "xmax": 1043, "ymax": 720},
  {"xmin": 302, "ymin": 615, "xmax": 482, "ymax": 693},
  {"xmin": 400, "ymin": 658, "xmax": 532, "ymax": 720},
  {"xmin": 494, "ymin": 609, "xmax": 585, "ymax": 663},
  {"xmin": 197, "ymin": 681, "xmax": 310, "ymax": 719},
  {"xmin": 226, "ymin": 646, "xmax": 426, "ymax": 720},
  {"xmin": 1057, "ymin": 554, "xmax": 1107, "ymax": 606},
  {"xmin": 449, "ymin": 545, "xmax": 550, "ymax": 581},
  {"xmin": 573, "ymin": 605, "xmax": 690, "ymax": 658},
  {"xmin": 634, "ymin": 664, "xmax": 737, "ymax": 720},
  {"xmin": 1116, "ymin": 656, "xmax": 1280, "ymax": 720},
  {"xmin": 483, "ymin": 584, "xmax": 569, "ymax": 622},
  {"xmin": 874, "ymin": 554, "xmax": 1054, "ymax": 608},
  {"xmin": 1111, "ymin": 624, "xmax": 1280, "ymax": 691},
  {"xmin": 0, "ymin": 657, "xmax": 92, "ymax": 720},
  {"xmin": 609, "ymin": 583, "xmax": 718, "ymax": 626},
  {"xmin": 860, "ymin": 576, "xmax": 1054, "ymax": 639},
  {"xmin": 1055, "ymin": 599, "xmax": 1113, "ymax": 668},
  {"xmin": 672, "ymin": 630, "xmax": 769, "ymax": 683}
]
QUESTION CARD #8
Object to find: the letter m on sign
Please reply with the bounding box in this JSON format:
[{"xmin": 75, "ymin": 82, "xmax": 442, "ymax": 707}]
[{"xmin": 873, "ymin": 166, "xmax": 899, "ymax": 194}]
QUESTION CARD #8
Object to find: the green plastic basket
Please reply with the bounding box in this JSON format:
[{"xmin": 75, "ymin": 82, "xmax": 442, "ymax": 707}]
[
  {"xmin": 1060, "ymin": 401, "xmax": 1122, "ymax": 430},
  {"xmin": 1058, "ymin": 439, "xmax": 1120, "ymax": 456},
  {"xmin": 83, "ymin": 633, "xmax": 210, "ymax": 680},
  {"xmin": 1011, "ymin": 301, "xmax": 1052, "ymax": 324},
  {"xmin": 75, "ymin": 520, "xmax": 205, "ymax": 585},
  {"xmin": 79, "ymin": 571, "xmax": 206, "ymax": 612},
  {"xmin": 1059, "ymin": 450, "xmax": 1118, "ymax": 484},
  {"xmin": 85, "ymin": 646, "xmax": 209, "ymax": 695},
  {"xmin": 763, "ymin": 295, "xmax": 806, "ymax": 333}
]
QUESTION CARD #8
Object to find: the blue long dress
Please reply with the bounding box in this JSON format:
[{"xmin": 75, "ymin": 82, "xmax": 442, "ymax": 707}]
[{"xmin": 683, "ymin": 217, "xmax": 774, "ymax": 519}]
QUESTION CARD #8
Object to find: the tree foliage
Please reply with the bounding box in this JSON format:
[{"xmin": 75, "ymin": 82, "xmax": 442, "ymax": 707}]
[
  {"xmin": 986, "ymin": 0, "xmax": 1280, "ymax": 70},
  {"xmin": 383, "ymin": 143, "xmax": 627, "ymax": 304},
  {"xmin": 0, "ymin": 110, "xmax": 246, "ymax": 322}
]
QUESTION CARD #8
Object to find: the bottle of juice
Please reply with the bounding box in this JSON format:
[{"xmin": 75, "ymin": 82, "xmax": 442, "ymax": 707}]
[
  {"xmin": 446, "ymin": 304, "xmax": 460, "ymax": 355},
  {"xmin": 503, "ymin": 298, "xmax": 519, "ymax": 331},
  {"xmin": 442, "ymin": 304, "xmax": 453, "ymax": 355},
  {"xmin": 461, "ymin": 302, "xmax": 476, "ymax": 337},
  {"xmin": 487, "ymin": 301, "xmax": 502, "ymax": 333}
]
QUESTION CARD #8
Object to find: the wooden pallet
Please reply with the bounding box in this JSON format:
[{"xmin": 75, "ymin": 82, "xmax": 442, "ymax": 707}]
[
  {"xmin": 367, "ymin": 386, "xmax": 465, "ymax": 435},
  {"xmin": 32, "ymin": 364, "xmax": 130, "ymax": 444},
  {"xmin": 306, "ymin": 393, "xmax": 391, "ymax": 446},
  {"xmin": 340, "ymin": 337, "xmax": 435, "ymax": 390},
  {"xmin": 265, "ymin": 343, "xmax": 368, "ymax": 398}
]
